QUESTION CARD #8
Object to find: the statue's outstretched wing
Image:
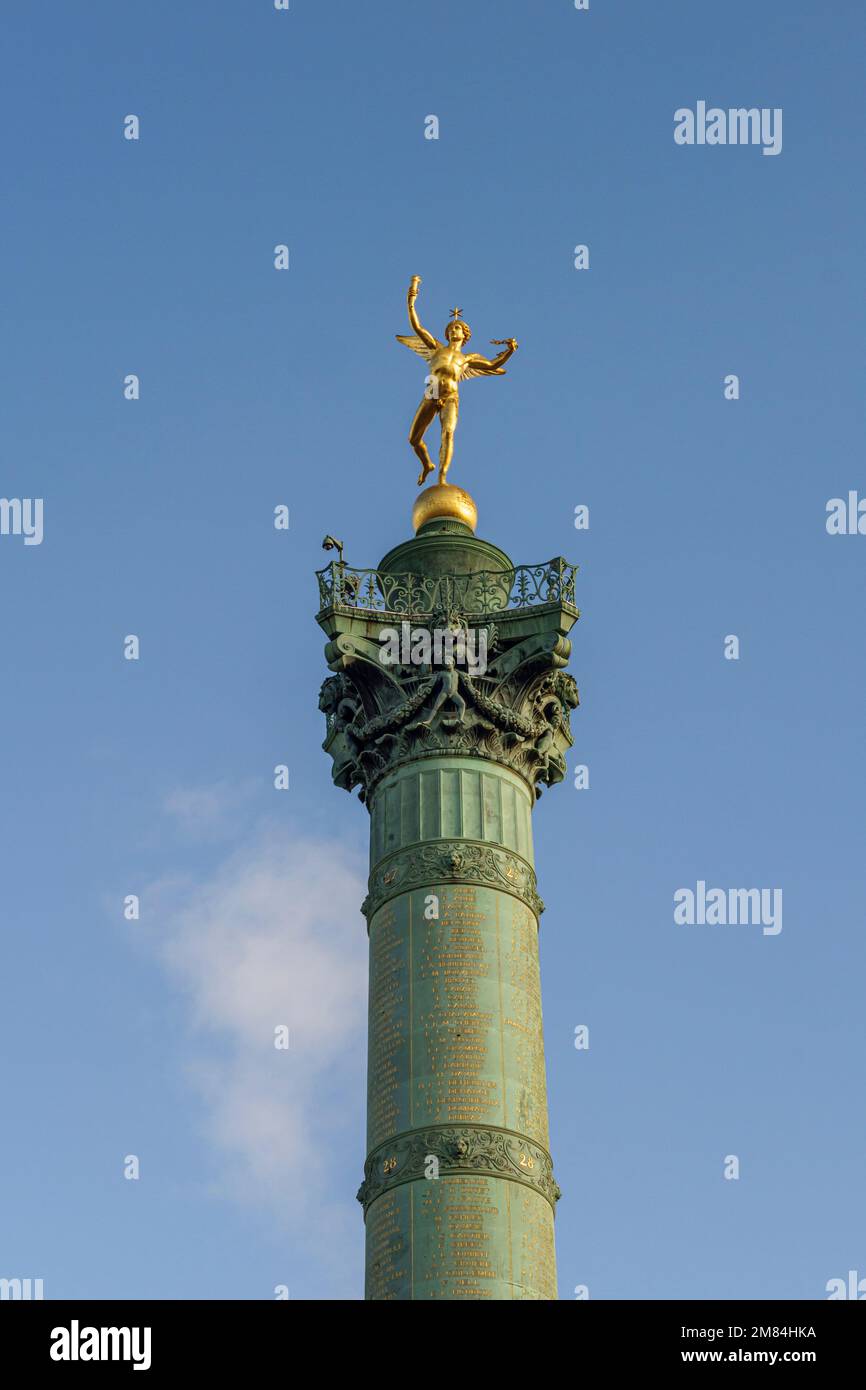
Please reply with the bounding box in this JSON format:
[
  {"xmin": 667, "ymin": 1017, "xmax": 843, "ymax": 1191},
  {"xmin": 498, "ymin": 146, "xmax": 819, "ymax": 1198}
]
[
  {"xmin": 460, "ymin": 354, "xmax": 507, "ymax": 381},
  {"xmin": 395, "ymin": 334, "xmax": 441, "ymax": 361}
]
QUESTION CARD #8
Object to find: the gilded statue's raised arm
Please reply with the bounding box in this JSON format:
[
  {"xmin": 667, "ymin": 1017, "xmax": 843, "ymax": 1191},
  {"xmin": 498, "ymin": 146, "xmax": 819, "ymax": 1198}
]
[
  {"xmin": 395, "ymin": 275, "xmax": 519, "ymax": 487},
  {"xmin": 406, "ymin": 276, "xmax": 438, "ymax": 349}
]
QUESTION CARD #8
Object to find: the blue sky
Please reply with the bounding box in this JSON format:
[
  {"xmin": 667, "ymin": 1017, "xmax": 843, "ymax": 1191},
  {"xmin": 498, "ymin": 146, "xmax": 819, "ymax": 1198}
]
[{"xmin": 2, "ymin": 0, "xmax": 864, "ymax": 1300}]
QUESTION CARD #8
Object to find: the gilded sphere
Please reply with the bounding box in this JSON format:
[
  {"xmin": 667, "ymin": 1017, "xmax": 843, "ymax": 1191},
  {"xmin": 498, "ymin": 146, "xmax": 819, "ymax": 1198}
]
[{"xmin": 412, "ymin": 484, "xmax": 477, "ymax": 533}]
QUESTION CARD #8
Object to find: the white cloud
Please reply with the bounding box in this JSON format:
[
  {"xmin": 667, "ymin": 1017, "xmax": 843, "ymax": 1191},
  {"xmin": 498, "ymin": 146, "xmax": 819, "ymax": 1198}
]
[
  {"xmin": 143, "ymin": 816, "xmax": 369, "ymax": 1293},
  {"xmin": 162, "ymin": 779, "xmax": 259, "ymax": 841}
]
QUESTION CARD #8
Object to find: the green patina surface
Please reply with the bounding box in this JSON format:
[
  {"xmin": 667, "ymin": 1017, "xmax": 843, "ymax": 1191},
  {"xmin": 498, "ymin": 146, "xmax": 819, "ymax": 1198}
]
[{"xmin": 316, "ymin": 516, "xmax": 579, "ymax": 1300}]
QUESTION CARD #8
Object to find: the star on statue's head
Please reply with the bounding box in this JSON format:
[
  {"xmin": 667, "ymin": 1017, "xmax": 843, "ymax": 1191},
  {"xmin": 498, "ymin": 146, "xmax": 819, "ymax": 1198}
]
[{"xmin": 445, "ymin": 305, "xmax": 471, "ymax": 345}]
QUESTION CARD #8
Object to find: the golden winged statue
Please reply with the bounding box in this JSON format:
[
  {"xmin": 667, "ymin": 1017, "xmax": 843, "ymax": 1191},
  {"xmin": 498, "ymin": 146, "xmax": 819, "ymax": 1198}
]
[{"xmin": 396, "ymin": 275, "xmax": 518, "ymax": 485}]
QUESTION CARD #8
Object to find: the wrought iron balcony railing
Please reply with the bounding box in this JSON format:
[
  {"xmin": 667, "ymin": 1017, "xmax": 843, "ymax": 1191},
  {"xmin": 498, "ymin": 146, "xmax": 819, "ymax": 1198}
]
[{"xmin": 315, "ymin": 557, "xmax": 577, "ymax": 618}]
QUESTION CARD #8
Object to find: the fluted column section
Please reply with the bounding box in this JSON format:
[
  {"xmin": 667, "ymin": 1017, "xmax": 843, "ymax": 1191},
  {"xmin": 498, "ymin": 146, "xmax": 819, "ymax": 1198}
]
[{"xmin": 359, "ymin": 757, "xmax": 558, "ymax": 1300}]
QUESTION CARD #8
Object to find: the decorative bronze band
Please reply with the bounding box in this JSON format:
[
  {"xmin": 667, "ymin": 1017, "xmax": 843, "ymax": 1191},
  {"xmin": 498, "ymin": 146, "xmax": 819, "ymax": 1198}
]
[
  {"xmin": 361, "ymin": 838, "xmax": 544, "ymax": 923},
  {"xmin": 357, "ymin": 1123, "xmax": 561, "ymax": 1215}
]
